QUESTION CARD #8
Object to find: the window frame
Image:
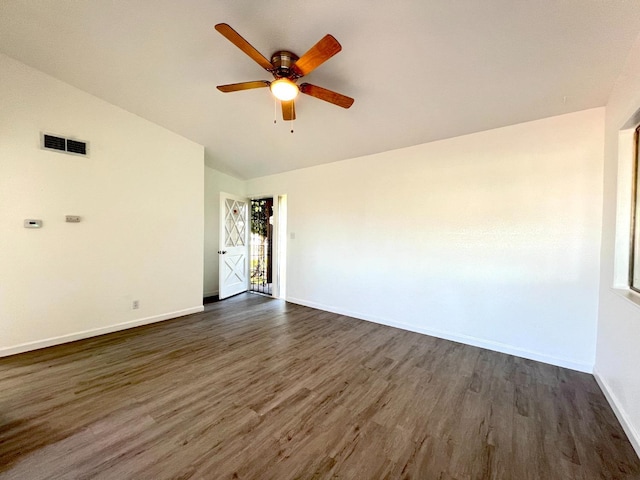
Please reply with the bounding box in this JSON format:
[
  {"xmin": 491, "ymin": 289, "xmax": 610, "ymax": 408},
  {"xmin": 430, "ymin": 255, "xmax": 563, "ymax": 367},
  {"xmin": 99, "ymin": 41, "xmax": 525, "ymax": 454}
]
[{"xmin": 628, "ymin": 125, "xmax": 640, "ymax": 292}]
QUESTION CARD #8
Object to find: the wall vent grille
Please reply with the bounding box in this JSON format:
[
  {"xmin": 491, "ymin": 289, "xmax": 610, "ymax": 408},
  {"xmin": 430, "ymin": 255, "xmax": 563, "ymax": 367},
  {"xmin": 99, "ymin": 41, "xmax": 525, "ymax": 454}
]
[
  {"xmin": 43, "ymin": 134, "xmax": 66, "ymax": 151},
  {"xmin": 66, "ymin": 139, "xmax": 87, "ymax": 155},
  {"xmin": 41, "ymin": 133, "xmax": 90, "ymax": 157}
]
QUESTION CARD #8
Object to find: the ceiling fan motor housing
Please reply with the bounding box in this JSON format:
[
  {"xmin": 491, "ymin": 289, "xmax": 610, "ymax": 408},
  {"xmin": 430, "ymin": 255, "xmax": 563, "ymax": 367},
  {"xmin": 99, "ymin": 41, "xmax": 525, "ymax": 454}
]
[{"xmin": 271, "ymin": 51, "xmax": 299, "ymax": 78}]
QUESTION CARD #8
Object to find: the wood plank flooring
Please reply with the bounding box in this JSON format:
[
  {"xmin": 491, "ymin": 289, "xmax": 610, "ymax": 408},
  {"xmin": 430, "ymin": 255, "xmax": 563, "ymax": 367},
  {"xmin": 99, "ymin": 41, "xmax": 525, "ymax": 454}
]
[{"xmin": 1, "ymin": 293, "xmax": 638, "ymax": 479}]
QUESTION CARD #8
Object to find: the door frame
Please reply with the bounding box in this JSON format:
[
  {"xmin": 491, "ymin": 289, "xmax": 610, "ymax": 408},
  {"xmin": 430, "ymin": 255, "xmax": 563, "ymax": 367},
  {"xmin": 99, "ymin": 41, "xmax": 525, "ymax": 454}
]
[{"xmin": 248, "ymin": 193, "xmax": 286, "ymax": 299}]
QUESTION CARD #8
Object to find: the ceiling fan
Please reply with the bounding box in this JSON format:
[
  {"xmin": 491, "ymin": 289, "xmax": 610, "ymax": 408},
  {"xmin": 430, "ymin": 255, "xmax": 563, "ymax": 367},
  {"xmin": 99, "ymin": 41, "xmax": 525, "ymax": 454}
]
[{"xmin": 214, "ymin": 23, "xmax": 354, "ymax": 122}]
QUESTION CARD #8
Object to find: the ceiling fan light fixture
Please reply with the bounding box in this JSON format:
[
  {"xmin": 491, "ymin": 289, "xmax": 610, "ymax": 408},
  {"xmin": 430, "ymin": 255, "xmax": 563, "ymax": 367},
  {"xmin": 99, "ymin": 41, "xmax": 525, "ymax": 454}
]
[{"xmin": 270, "ymin": 78, "xmax": 299, "ymax": 101}]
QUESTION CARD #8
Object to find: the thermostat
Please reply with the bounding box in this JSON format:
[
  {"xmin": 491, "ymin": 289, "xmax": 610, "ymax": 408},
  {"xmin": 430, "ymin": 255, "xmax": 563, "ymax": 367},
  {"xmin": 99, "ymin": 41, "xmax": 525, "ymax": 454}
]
[{"xmin": 24, "ymin": 219, "xmax": 43, "ymax": 228}]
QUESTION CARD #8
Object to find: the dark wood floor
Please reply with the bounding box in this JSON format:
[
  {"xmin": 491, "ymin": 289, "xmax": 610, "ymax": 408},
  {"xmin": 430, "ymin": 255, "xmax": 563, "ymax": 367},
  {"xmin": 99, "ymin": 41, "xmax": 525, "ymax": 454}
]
[{"xmin": 1, "ymin": 294, "xmax": 638, "ymax": 479}]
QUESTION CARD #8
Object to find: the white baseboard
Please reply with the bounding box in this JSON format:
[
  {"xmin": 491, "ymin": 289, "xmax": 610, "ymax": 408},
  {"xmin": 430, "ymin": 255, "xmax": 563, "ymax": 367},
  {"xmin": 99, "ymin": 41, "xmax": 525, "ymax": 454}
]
[
  {"xmin": 203, "ymin": 290, "xmax": 219, "ymax": 298},
  {"xmin": 0, "ymin": 306, "xmax": 204, "ymax": 358},
  {"xmin": 594, "ymin": 369, "xmax": 640, "ymax": 459},
  {"xmin": 286, "ymin": 297, "xmax": 593, "ymax": 373}
]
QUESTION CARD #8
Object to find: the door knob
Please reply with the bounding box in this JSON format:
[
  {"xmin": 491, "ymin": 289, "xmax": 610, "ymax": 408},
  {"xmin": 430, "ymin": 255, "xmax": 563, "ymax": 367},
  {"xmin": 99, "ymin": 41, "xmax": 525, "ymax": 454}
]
[{"xmin": 218, "ymin": 250, "xmax": 227, "ymax": 254}]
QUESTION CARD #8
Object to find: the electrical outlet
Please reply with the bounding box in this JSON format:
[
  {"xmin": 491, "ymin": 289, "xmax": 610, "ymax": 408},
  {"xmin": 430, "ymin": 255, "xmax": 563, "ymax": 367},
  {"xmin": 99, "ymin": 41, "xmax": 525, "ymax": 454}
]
[{"xmin": 132, "ymin": 300, "xmax": 139, "ymax": 310}]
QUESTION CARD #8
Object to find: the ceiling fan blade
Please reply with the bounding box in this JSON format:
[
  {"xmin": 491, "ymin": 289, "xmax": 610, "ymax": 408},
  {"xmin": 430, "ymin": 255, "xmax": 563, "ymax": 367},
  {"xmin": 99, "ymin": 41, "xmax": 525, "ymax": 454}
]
[
  {"xmin": 217, "ymin": 81, "xmax": 270, "ymax": 93},
  {"xmin": 215, "ymin": 23, "xmax": 274, "ymax": 71},
  {"xmin": 282, "ymin": 100, "xmax": 296, "ymax": 121},
  {"xmin": 291, "ymin": 35, "xmax": 341, "ymax": 77},
  {"xmin": 300, "ymin": 83, "xmax": 354, "ymax": 109}
]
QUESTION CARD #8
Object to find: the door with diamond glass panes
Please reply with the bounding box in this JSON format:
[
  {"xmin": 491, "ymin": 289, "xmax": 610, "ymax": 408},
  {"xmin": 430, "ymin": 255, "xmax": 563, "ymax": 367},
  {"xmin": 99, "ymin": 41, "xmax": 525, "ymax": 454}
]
[{"xmin": 218, "ymin": 192, "xmax": 249, "ymax": 299}]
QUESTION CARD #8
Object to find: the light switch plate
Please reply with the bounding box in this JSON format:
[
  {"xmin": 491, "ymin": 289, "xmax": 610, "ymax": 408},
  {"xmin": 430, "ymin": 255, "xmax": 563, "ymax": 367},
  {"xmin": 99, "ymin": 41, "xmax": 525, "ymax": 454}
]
[{"xmin": 66, "ymin": 215, "xmax": 81, "ymax": 223}]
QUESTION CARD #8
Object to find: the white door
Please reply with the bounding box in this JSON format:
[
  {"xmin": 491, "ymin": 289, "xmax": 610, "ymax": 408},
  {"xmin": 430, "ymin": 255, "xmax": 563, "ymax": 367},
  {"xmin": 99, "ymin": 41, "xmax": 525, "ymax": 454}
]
[{"xmin": 219, "ymin": 192, "xmax": 249, "ymax": 299}]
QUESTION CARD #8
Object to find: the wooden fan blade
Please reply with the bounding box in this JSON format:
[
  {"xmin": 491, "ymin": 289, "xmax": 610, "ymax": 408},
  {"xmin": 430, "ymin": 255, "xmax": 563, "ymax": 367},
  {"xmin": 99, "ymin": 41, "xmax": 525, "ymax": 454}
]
[
  {"xmin": 215, "ymin": 23, "xmax": 274, "ymax": 71},
  {"xmin": 291, "ymin": 35, "xmax": 341, "ymax": 77},
  {"xmin": 300, "ymin": 83, "xmax": 354, "ymax": 108},
  {"xmin": 282, "ymin": 100, "xmax": 296, "ymax": 121},
  {"xmin": 217, "ymin": 81, "xmax": 270, "ymax": 93}
]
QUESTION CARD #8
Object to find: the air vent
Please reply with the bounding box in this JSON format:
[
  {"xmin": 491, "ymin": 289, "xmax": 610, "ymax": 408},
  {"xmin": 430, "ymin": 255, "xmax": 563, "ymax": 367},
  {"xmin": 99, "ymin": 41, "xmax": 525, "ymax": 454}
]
[
  {"xmin": 41, "ymin": 132, "xmax": 90, "ymax": 157},
  {"xmin": 66, "ymin": 139, "xmax": 87, "ymax": 155},
  {"xmin": 43, "ymin": 134, "xmax": 66, "ymax": 151}
]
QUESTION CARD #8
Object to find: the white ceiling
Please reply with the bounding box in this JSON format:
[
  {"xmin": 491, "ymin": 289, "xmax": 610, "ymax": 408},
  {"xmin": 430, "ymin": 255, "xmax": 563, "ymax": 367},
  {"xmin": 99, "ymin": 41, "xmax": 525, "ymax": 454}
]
[{"xmin": 2, "ymin": 1, "xmax": 640, "ymax": 179}]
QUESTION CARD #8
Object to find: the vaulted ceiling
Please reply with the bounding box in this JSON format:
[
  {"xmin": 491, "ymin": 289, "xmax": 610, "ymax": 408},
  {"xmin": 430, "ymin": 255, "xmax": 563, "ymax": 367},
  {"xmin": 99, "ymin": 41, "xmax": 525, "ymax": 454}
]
[{"xmin": 2, "ymin": 1, "xmax": 640, "ymax": 179}]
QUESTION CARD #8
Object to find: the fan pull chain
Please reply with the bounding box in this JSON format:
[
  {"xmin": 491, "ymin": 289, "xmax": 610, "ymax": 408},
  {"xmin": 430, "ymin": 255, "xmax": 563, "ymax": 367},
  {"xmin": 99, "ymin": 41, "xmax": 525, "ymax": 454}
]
[
  {"xmin": 290, "ymin": 118, "xmax": 294, "ymax": 134},
  {"xmin": 290, "ymin": 103, "xmax": 294, "ymax": 133},
  {"xmin": 273, "ymin": 97, "xmax": 277, "ymax": 124}
]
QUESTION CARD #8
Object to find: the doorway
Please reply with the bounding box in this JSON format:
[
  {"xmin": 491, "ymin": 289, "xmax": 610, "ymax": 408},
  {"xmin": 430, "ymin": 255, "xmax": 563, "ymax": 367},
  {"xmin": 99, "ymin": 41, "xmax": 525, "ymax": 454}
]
[{"xmin": 250, "ymin": 198, "xmax": 273, "ymax": 296}]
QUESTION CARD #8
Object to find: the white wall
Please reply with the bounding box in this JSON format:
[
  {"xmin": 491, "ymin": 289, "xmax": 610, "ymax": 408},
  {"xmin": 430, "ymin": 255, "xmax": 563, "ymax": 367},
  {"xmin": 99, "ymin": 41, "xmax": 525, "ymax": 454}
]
[
  {"xmin": 0, "ymin": 54, "xmax": 204, "ymax": 355},
  {"xmin": 203, "ymin": 166, "xmax": 245, "ymax": 297},
  {"xmin": 248, "ymin": 108, "xmax": 604, "ymax": 372},
  {"xmin": 595, "ymin": 33, "xmax": 640, "ymax": 456}
]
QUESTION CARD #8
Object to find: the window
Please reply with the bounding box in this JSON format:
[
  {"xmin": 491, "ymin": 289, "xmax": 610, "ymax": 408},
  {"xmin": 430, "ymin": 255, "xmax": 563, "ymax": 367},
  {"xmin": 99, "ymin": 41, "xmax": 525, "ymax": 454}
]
[{"xmin": 629, "ymin": 126, "xmax": 640, "ymax": 291}]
